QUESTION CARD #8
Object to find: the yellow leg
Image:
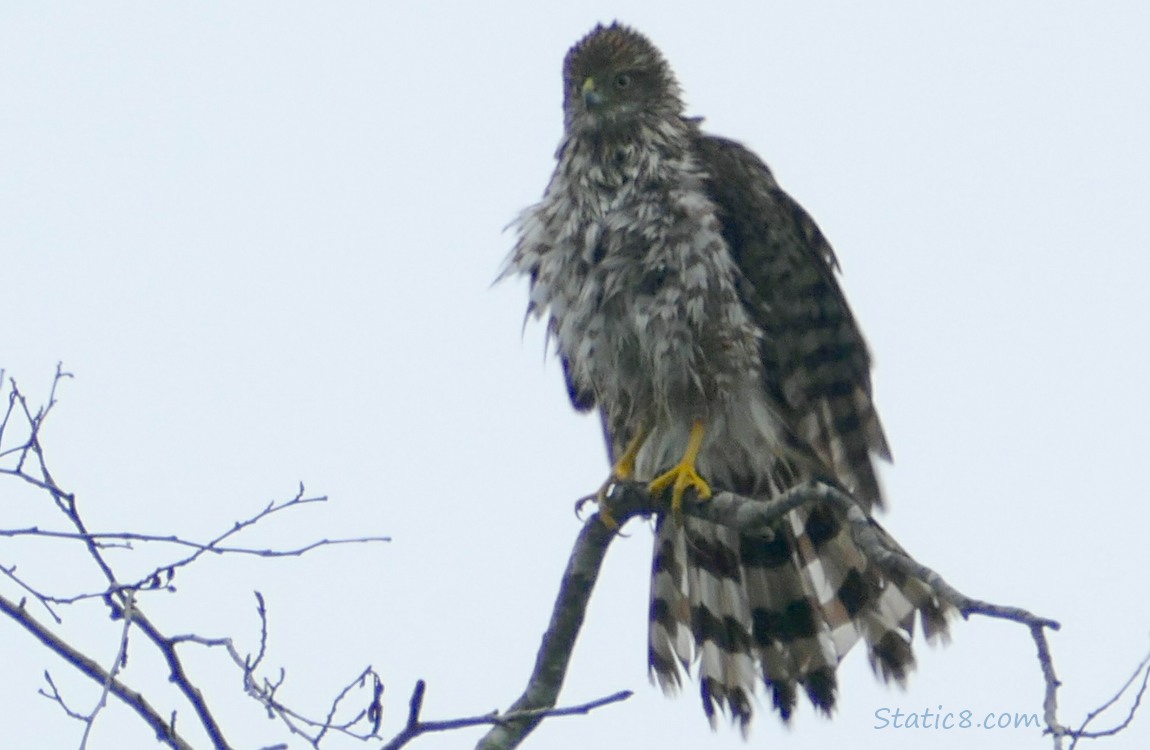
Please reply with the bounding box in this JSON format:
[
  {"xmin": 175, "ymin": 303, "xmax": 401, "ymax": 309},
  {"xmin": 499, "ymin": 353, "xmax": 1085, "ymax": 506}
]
[
  {"xmin": 612, "ymin": 429, "xmax": 646, "ymax": 480},
  {"xmin": 647, "ymin": 420, "xmax": 712, "ymax": 516},
  {"xmin": 591, "ymin": 428, "xmax": 648, "ymax": 530}
]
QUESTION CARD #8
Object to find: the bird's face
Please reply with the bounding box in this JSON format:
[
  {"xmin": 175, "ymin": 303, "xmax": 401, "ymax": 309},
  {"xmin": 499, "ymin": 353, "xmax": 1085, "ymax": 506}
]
[
  {"xmin": 568, "ymin": 65, "xmax": 660, "ymax": 124},
  {"xmin": 562, "ymin": 23, "xmax": 681, "ymax": 135}
]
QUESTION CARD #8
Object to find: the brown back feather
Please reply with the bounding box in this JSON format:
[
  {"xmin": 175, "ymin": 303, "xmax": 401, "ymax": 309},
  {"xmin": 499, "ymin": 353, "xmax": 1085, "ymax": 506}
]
[{"xmin": 693, "ymin": 134, "xmax": 891, "ymax": 510}]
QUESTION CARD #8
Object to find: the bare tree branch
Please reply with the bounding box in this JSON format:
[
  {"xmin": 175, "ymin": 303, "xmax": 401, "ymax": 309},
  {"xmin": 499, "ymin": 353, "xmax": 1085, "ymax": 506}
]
[
  {"xmin": 78, "ymin": 590, "xmax": 136, "ymax": 748},
  {"xmin": 1069, "ymin": 651, "xmax": 1150, "ymax": 748},
  {"xmin": 9, "ymin": 368, "xmax": 627, "ymax": 750},
  {"xmin": 7, "ymin": 366, "xmax": 1143, "ymax": 750},
  {"xmin": 0, "ymin": 522, "xmax": 391, "ymax": 556},
  {"xmin": 1, "ymin": 560, "xmax": 64, "ymax": 622},
  {"xmin": 0, "ymin": 495, "xmax": 391, "ymax": 606},
  {"xmin": 171, "ymin": 593, "xmax": 387, "ymax": 746},
  {"xmin": 474, "ymin": 478, "xmax": 1144, "ymax": 749},
  {"xmin": 0, "ymin": 590, "xmax": 196, "ymax": 750},
  {"xmin": 474, "ymin": 497, "xmax": 626, "ymax": 750},
  {"xmin": 383, "ymin": 680, "xmax": 630, "ymax": 750},
  {"xmin": 1, "ymin": 369, "xmax": 391, "ymax": 749}
]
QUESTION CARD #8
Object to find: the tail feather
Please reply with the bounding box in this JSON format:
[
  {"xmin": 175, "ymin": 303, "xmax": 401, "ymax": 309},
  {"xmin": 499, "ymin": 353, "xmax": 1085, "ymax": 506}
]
[
  {"xmin": 647, "ymin": 495, "xmax": 953, "ymax": 727},
  {"xmin": 684, "ymin": 520, "xmax": 756, "ymax": 728}
]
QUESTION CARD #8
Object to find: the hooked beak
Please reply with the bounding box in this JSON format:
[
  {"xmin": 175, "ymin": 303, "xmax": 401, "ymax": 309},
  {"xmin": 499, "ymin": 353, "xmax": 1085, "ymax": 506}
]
[{"xmin": 581, "ymin": 77, "xmax": 603, "ymax": 108}]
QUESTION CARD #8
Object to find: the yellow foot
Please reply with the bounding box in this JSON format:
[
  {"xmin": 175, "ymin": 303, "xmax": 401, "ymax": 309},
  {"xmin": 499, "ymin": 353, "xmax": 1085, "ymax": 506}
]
[
  {"xmin": 589, "ymin": 428, "xmax": 649, "ymax": 530},
  {"xmin": 647, "ymin": 420, "xmax": 711, "ymax": 516},
  {"xmin": 593, "ymin": 483, "xmax": 620, "ymax": 530}
]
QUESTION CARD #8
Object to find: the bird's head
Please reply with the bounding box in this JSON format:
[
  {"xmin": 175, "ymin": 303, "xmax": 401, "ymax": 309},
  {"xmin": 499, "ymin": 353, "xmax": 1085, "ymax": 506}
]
[{"xmin": 561, "ymin": 23, "xmax": 683, "ymax": 135}]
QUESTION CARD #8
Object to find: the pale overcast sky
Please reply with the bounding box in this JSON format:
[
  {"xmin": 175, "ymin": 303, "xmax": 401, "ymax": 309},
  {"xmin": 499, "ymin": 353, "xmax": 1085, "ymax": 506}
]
[{"xmin": 2, "ymin": 3, "xmax": 1149, "ymax": 749}]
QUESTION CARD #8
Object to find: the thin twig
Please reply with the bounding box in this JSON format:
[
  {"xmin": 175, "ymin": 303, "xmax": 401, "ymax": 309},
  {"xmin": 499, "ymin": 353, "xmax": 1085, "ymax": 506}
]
[
  {"xmin": 381, "ymin": 680, "xmax": 631, "ymax": 750},
  {"xmin": 0, "ymin": 526, "xmax": 392, "ymax": 555},
  {"xmin": 79, "ymin": 590, "xmax": 136, "ymax": 748},
  {"xmin": 1069, "ymin": 650, "xmax": 1150, "ymax": 748},
  {"xmin": 170, "ymin": 594, "xmax": 386, "ymax": 745},
  {"xmin": 1, "ymin": 591, "xmax": 196, "ymax": 750},
  {"xmin": 1, "ymin": 371, "xmax": 389, "ymax": 750},
  {"xmin": 0, "ymin": 561, "xmax": 63, "ymax": 623}
]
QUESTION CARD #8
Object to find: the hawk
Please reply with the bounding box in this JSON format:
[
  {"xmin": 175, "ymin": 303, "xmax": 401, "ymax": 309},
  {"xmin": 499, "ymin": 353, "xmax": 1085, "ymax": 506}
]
[{"xmin": 504, "ymin": 22, "xmax": 951, "ymax": 728}]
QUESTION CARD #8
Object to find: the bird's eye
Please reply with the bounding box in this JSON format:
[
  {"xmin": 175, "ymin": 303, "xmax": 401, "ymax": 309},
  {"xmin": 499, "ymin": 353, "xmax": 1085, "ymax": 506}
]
[{"xmin": 614, "ymin": 73, "xmax": 631, "ymax": 89}]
